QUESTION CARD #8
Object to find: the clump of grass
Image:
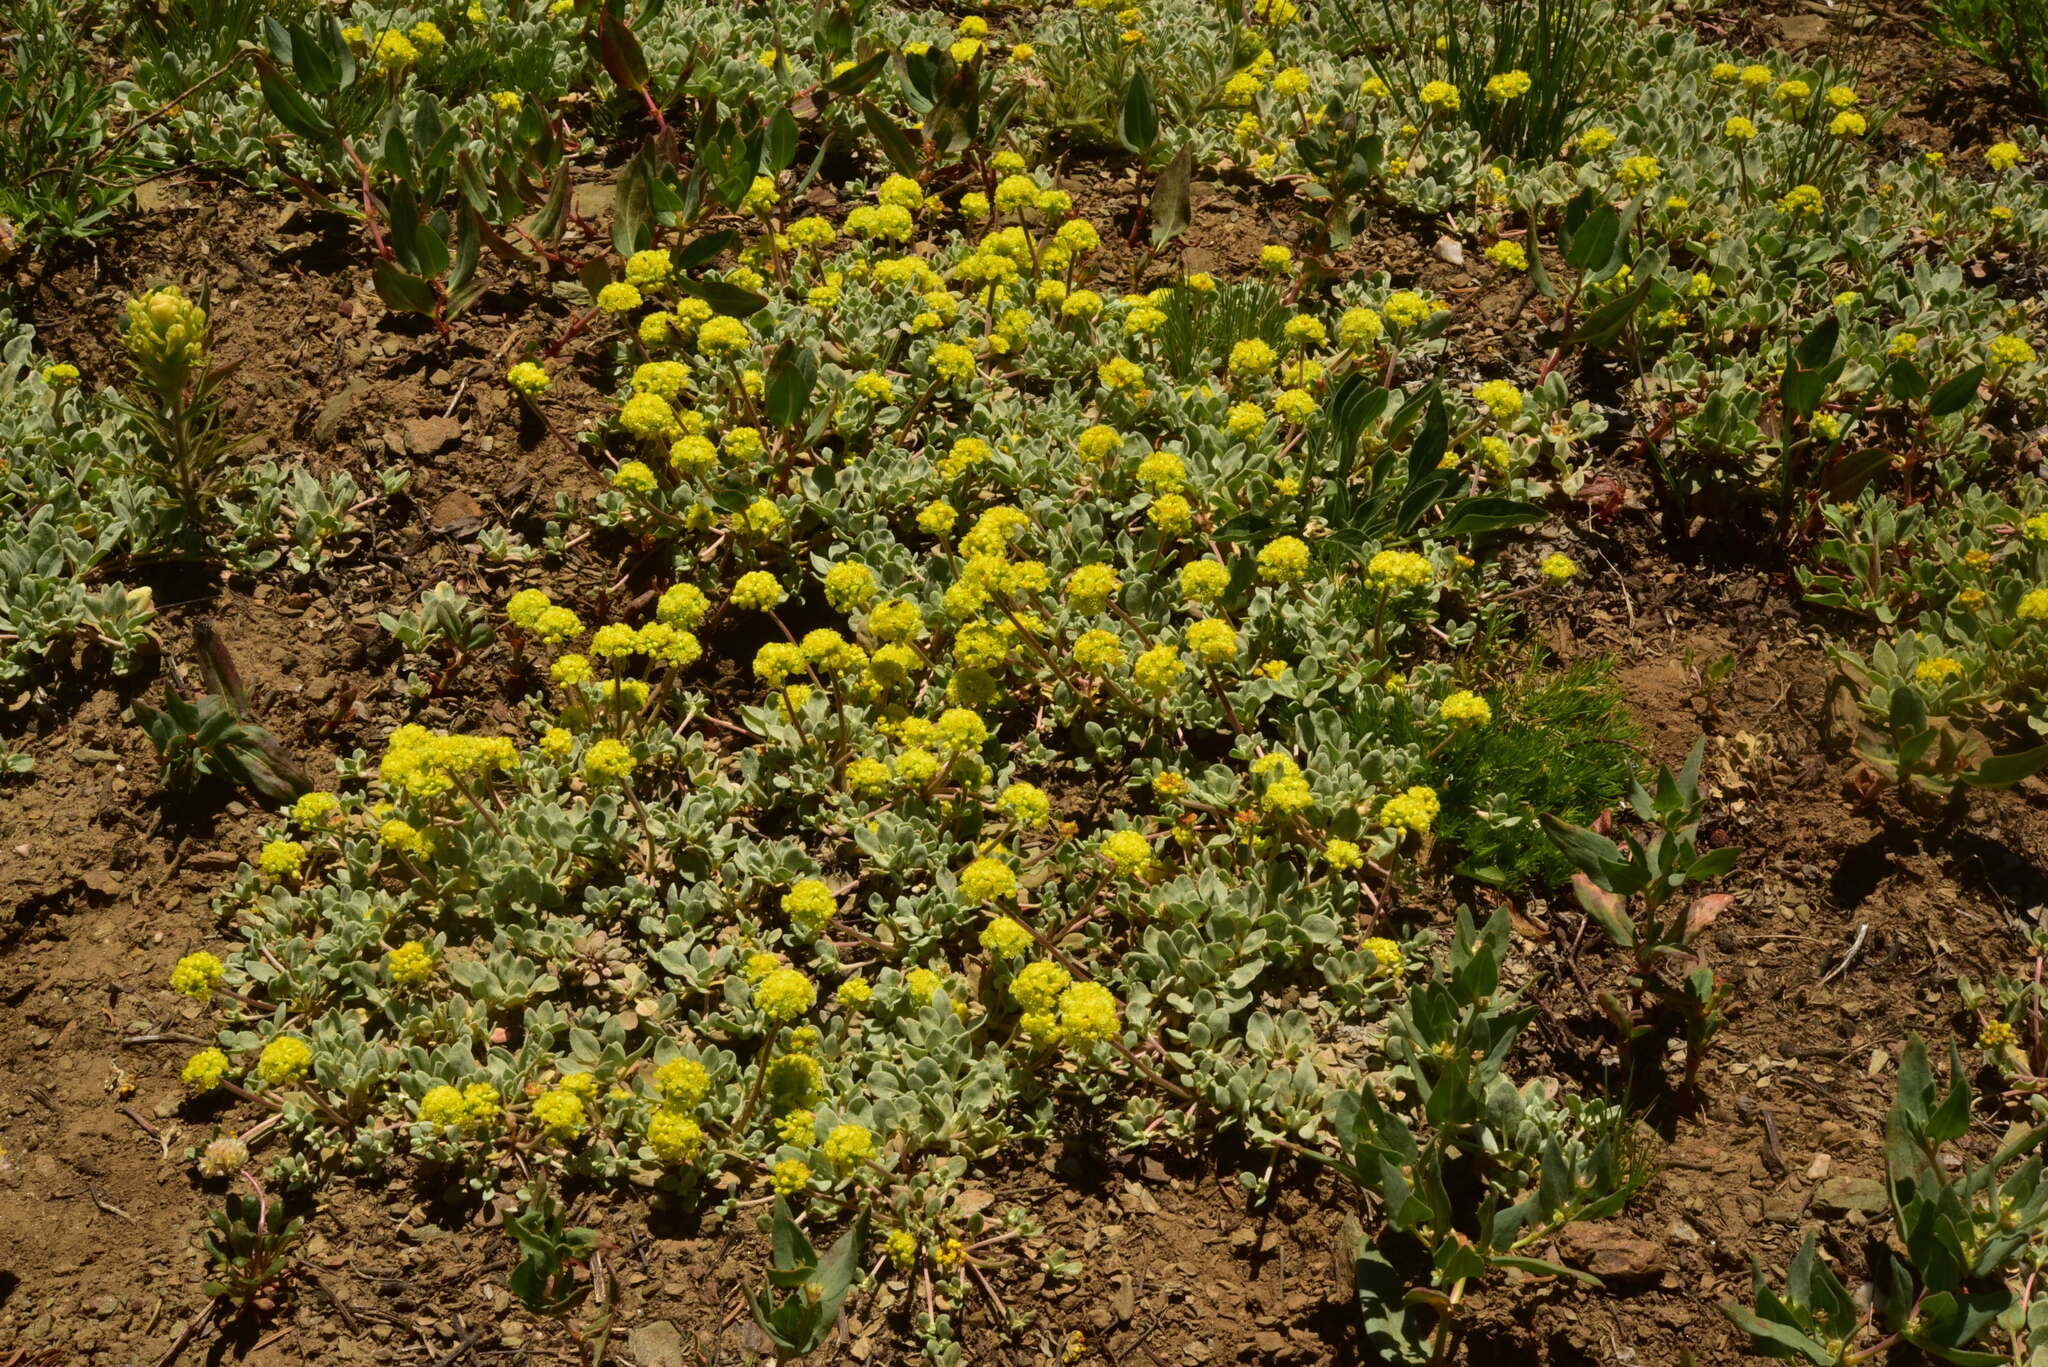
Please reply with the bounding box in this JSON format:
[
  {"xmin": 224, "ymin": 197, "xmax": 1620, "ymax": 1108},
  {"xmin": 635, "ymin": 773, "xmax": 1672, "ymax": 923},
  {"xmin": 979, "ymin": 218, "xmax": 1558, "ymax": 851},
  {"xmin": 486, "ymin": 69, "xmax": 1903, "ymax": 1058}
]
[{"xmin": 1438, "ymin": 654, "xmax": 1642, "ymax": 890}]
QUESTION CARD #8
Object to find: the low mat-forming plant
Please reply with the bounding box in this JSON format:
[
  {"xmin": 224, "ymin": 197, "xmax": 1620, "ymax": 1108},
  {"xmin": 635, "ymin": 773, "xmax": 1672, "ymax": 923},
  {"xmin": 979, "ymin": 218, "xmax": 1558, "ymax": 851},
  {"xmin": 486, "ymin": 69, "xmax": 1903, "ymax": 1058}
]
[{"xmin": 153, "ymin": 156, "xmax": 1643, "ymax": 1357}]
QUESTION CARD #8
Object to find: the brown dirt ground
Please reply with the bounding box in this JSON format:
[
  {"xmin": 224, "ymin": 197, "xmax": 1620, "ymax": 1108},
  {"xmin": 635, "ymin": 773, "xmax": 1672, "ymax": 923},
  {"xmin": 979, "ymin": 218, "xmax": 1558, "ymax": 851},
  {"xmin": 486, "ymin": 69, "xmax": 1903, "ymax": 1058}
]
[{"xmin": 5, "ymin": 8, "xmax": 2046, "ymax": 1363}]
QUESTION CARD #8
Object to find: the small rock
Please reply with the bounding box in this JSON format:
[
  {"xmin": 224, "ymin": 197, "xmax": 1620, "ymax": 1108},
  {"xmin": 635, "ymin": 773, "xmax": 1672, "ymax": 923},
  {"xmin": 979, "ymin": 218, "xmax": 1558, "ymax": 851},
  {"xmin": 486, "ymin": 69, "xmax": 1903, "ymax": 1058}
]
[
  {"xmin": 1112, "ymin": 1273, "xmax": 1136, "ymax": 1323},
  {"xmin": 1762, "ymin": 1192, "xmax": 1807, "ymax": 1225},
  {"xmin": 626, "ymin": 1320, "xmax": 686, "ymax": 1367},
  {"xmin": 81, "ymin": 870, "xmax": 122, "ymax": 896},
  {"xmin": 431, "ymin": 489, "xmax": 485, "ymax": 532},
  {"xmin": 405, "ymin": 415, "xmax": 464, "ymax": 456},
  {"xmin": 1556, "ymin": 1221, "xmax": 1667, "ymax": 1286},
  {"xmin": 312, "ymin": 378, "xmax": 369, "ymax": 443},
  {"xmin": 1774, "ymin": 13, "xmax": 1830, "ymax": 45},
  {"xmin": 1813, "ymin": 1175, "xmax": 1888, "ymax": 1216}
]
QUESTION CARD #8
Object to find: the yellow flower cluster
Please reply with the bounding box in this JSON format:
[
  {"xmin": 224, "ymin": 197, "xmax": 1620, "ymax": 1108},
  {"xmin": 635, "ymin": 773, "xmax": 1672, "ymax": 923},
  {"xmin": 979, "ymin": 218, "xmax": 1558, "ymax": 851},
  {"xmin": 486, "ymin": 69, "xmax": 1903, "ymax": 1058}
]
[
  {"xmin": 756, "ymin": 967, "xmax": 818, "ymax": 1021},
  {"xmin": 958, "ymin": 856, "xmax": 1019, "ymax": 904},
  {"xmin": 182, "ymin": 1047, "xmax": 230, "ymax": 1091},
  {"xmin": 171, "ymin": 950, "xmax": 226, "ymax": 1001},
  {"xmin": 256, "ymin": 1035, "xmax": 312, "ymax": 1086},
  {"xmin": 822, "ymin": 1122, "xmax": 876, "ymax": 1169},
  {"xmin": 532, "ymin": 1088, "xmax": 587, "ymax": 1142},
  {"xmin": 385, "ymin": 940, "xmax": 435, "ymax": 986},
  {"xmin": 1367, "ymin": 550, "xmax": 1434, "ymax": 591},
  {"xmin": 1438, "ymin": 690, "xmax": 1492, "ymax": 727},
  {"xmin": 781, "ymin": 879, "xmax": 837, "ymax": 937},
  {"xmin": 419, "ymin": 1082, "xmax": 502, "ymax": 1130},
  {"xmin": 1379, "ymin": 785, "xmax": 1441, "ymax": 834},
  {"xmin": 648, "ymin": 1107, "xmax": 705, "ymax": 1162},
  {"xmin": 380, "ymin": 725, "xmax": 519, "ymax": 800},
  {"xmin": 258, "ymin": 839, "xmax": 306, "ymax": 881},
  {"xmin": 980, "ymin": 916, "xmax": 1037, "ymax": 957}
]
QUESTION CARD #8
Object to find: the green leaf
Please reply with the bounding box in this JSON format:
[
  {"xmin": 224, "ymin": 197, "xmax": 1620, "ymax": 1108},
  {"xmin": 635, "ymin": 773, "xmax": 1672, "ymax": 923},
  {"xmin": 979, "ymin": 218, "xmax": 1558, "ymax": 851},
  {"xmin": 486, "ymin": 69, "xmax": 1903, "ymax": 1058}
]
[
  {"xmin": 1355, "ymin": 1244, "xmax": 1433, "ymax": 1364},
  {"xmin": 763, "ymin": 341, "xmax": 818, "ymax": 430},
  {"xmin": 1893, "ymin": 1035, "xmax": 1935, "ymax": 1137},
  {"xmin": 673, "ymin": 228, "xmax": 736, "ymax": 271},
  {"xmin": 449, "ymin": 206, "xmax": 484, "ymax": 305},
  {"xmin": 1817, "ymin": 448, "xmax": 1895, "ymax": 500},
  {"xmin": 1404, "ymin": 389, "xmax": 1448, "ymax": 483},
  {"xmin": 1526, "ymin": 225, "xmax": 1556, "ymax": 299},
  {"xmin": 1924, "ymin": 1040, "xmax": 1972, "ymax": 1143},
  {"xmin": 1781, "ymin": 319, "xmax": 1844, "ymax": 419},
  {"xmin": 320, "ymin": 13, "xmax": 357, "ymax": 88},
  {"xmin": 1563, "ymin": 203, "xmax": 1619, "ymax": 272},
  {"xmin": 708, "ymin": 121, "xmax": 765, "ymax": 214},
  {"xmin": 764, "ymin": 106, "xmax": 800, "ymax": 172},
  {"xmin": 1888, "ymin": 685, "xmax": 1929, "ymax": 739},
  {"xmin": 1965, "ymin": 745, "xmax": 2048, "ymax": 788},
  {"xmin": 1686, "ymin": 845, "xmax": 1741, "ymax": 881},
  {"xmin": 525, "ymin": 164, "xmax": 570, "ymax": 244},
  {"xmin": 926, "ymin": 65, "xmax": 982, "ymax": 154},
  {"xmin": 613, "ymin": 144, "xmax": 654, "ymax": 257},
  {"xmin": 676, "ymin": 277, "xmax": 768, "ymax": 317},
  {"xmin": 195, "ymin": 620, "xmax": 250, "ymax": 715},
  {"xmin": 596, "ymin": 7, "xmax": 649, "ymax": 93},
  {"xmin": 1928, "ymin": 366, "xmax": 1984, "ymax": 418},
  {"xmin": 411, "ymin": 218, "xmax": 450, "ymax": 281},
  {"xmin": 1794, "ymin": 314, "xmax": 1841, "ymax": 370},
  {"xmin": 1571, "ymin": 871, "xmax": 1637, "ymax": 949},
  {"xmin": 283, "ymin": 19, "xmax": 340, "ymax": 95},
  {"xmin": 262, "ymin": 15, "xmax": 294, "ymax": 64},
  {"xmin": 862, "ymin": 102, "xmax": 921, "ymax": 176},
  {"xmin": 769, "ymin": 1197, "xmax": 818, "ymax": 1276},
  {"xmin": 1907, "ymin": 1288, "xmax": 2011, "ymax": 1365},
  {"xmin": 1566, "ymin": 276, "xmax": 1651, "ymax": 348},
  {"xmin": 1117, "ymin": 68, "xmax": 1158, "ymax": 153},
  {"xmin": 821, "ymin": 49, "xmax": 888, "ymax": 95},
  {"xmin": 1539, "ymin": 813, "xmax": 1622, "ymax": 873},
  {"xmin": 254, "ymin": 56, "xmax": 334, "ymax": 144},
  {"xmin": 1148, "ymin": 144, "xmax": 1191, "ymax": 248},
  {"xmin": 1886, "ymin": 358, "xmax": 1929, "ymax": 402},
  {"xmin": 372, "ymin": 261, "xmax": 438, "ymax": 316},
  {"xmin": 1434, "ymin": 497, "xmax": 1547, "ymax": 538},
  {"xmin": 1491, "ymin": 1255, "xmax": 1601, "ymax": 1286},
  {"xmin": 1721, "ymin": 1305, "xmax": 1842, "ymax": 1365}
]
